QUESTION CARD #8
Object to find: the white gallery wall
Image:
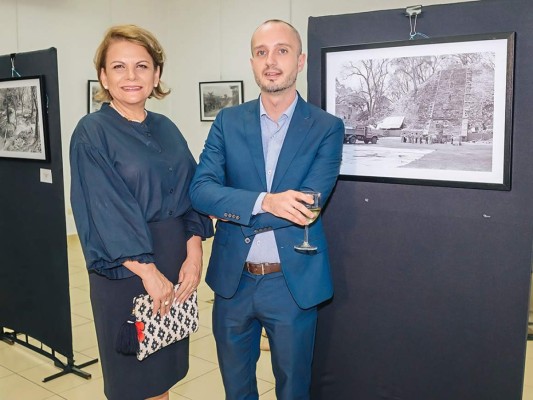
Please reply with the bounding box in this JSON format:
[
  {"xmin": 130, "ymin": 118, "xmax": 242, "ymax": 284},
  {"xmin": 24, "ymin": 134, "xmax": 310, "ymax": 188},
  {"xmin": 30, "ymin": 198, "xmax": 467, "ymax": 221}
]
[{"xmin": 0, "ymin": 0, "xmax": 475, "ymax": 234}]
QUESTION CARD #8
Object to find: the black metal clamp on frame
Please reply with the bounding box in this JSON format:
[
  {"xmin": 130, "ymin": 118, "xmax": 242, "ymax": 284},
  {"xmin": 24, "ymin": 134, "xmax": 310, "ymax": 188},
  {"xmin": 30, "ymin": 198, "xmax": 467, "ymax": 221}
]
[{"xmin": 10, "ymin": 53, "xmax": 21, "ymax": 77}]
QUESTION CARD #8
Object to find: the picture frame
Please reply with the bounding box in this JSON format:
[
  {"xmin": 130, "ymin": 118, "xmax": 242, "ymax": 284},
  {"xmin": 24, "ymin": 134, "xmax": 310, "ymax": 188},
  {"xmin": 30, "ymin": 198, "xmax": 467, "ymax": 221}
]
[
  {"xmin": 0, "ymin": 76, "xmax": 48, "ymax": 161},
  {"xmin": 87, "ymin": 80, "xmax": 103, "ymax": 114},
  {"xmin": 322, "ymin": 32, "xmax": 515, "ymax": 190},
  {"xmin": 199, "ymin": 81, "xmax": 244, "ymax": 121}
]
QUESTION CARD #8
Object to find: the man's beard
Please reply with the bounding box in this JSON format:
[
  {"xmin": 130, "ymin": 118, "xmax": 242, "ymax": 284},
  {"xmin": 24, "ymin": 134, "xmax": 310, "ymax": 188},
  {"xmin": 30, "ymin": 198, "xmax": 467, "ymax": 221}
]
[{"xmin": 255, "ymin": 72, "xmax": 297, "ymax": 94}]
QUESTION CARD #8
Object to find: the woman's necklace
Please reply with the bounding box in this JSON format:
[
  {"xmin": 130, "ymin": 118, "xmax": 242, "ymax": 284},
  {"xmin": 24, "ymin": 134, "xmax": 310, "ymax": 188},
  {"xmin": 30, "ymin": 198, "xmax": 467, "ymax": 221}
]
[{"xmin": 110, "ymin": 102, "xmax": 147, "ymax": 122}]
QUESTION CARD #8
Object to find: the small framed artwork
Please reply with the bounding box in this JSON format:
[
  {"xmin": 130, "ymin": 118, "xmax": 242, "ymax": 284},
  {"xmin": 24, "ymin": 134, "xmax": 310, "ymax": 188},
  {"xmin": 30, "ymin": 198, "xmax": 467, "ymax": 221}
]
[
  {"xmin": 0, "ymin": 76, "xmax": 48, "ymax": 161},
  {"xmin": 199, "ymin": 81, "xmax": 244, "ymax": 121},
  {"xmin": 322, "ymin": 32, "xmax": 515, "ymax": 190},
  {"xmin": 87, "ymin": 80, "xmax": 103, "ymax": 113}
]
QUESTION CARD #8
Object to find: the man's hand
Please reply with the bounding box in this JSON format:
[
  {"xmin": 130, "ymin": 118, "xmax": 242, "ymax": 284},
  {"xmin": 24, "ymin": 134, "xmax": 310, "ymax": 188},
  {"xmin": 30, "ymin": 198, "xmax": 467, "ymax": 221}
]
[{"xmin": 261, "ymin": 190, "xmax": 315, "ymax": 226}]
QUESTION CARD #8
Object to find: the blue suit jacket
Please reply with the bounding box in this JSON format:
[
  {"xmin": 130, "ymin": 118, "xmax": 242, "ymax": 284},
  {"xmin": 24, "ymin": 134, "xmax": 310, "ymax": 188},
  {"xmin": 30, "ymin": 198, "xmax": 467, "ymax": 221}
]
[{"xmin": 190, "ymin": 95, "xmax": 344, "ymax": 309}]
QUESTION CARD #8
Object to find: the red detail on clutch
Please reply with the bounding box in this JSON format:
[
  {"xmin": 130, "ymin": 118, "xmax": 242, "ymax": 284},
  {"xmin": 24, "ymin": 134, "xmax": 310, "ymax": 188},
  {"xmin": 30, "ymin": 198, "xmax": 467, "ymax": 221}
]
[{"xmin": 135, "ymin": 321, "xmax": 145, "ymax": 342}]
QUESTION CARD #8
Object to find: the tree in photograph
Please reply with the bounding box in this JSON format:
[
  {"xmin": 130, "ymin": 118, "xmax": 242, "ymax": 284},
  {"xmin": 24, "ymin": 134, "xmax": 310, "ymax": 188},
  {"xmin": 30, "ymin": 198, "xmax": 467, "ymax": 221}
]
[
  {"xmin": 3, "ymin": 89, "xmax": 17, "ymax": 125},
  {"xmin": 203, "ymin": 91, "xmax": 221, "ymax": 113},
  {"xmin": 31, "ymin": 86, "xmax": 40, "ymax": 138},
  {"xmin": 389, "ymin": 56, "xmax": 439, "ymax": 99},
  {"xmin": 335, "ymin": 78, "xmax": 367, "ymax": 123},
  {"xmin": 1, "ymin": 90, "xmax": 17, "ymax": 144},
  {"xmin": 13, "ymin": 87, "xmax": 27, "ymax": 120},
  {"xmin": 340, "ymin": 58, "xmax": 389, "ymax": 122},
  {"xmin": 230, "ymin": 85, "xmax": 240, "ymax": 104},
  {"xmin": 451, "ymin": 52, "xmax": 481, "ymax": 67}
]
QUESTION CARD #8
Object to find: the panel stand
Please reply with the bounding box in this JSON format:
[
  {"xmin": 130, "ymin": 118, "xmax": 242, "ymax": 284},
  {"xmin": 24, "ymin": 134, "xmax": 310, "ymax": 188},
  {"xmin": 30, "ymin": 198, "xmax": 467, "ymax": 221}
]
[{"xmin": 0, "ymin": 329, "xmax": 98, "ymax": 382}]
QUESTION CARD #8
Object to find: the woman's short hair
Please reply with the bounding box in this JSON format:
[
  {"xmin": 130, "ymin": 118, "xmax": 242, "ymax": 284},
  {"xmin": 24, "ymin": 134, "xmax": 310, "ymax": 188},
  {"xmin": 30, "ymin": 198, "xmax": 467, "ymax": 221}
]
[{"xmin": 93, "ymin": 24, "xmax": 170, "ymax": 102}]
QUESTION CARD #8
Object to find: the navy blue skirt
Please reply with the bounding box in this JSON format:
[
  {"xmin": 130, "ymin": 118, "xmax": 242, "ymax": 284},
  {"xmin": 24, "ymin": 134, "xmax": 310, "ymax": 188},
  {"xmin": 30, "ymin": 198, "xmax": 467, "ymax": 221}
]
[{"xmin": 89, "ymin": 217, "xmax": 189, "ymax": 400}]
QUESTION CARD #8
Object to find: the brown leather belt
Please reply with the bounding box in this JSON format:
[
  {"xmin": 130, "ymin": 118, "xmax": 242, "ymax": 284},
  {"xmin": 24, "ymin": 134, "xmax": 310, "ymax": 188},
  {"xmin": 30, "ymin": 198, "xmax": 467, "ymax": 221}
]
[{"xmin": 244, "ymin": 262, "xmax": 281, "ymax": 275}]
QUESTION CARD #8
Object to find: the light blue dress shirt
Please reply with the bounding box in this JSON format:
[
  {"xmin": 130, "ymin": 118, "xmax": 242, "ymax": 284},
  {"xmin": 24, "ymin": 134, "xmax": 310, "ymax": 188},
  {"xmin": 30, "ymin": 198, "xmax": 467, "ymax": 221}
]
[{"xmin": 246, "ymin": 95, "xmax": 298, "ymax": 263}]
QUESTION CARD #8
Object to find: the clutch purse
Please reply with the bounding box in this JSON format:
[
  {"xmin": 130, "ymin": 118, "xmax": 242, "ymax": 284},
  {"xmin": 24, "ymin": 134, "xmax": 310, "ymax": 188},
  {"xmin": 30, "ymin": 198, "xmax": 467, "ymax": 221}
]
[{"xmin": 116, "ymin": 284, "xmax": 199, "ymax": 361}]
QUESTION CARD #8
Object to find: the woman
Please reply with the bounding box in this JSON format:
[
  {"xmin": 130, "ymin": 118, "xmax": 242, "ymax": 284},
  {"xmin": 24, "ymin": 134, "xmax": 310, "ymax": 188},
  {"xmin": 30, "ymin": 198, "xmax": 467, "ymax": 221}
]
[{"xmin": 70, "ymin": 25, "xmax": 213, "ymax": 400}]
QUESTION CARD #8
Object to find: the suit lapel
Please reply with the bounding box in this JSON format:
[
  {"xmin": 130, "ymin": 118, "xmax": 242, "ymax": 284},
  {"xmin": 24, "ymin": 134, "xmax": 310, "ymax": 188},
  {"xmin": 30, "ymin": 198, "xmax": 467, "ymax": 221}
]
[
  {"xmin": 244, "ymin": 101, "xmax": 267, "ymax": 190},
  {"xmin": 272, "ymin": 98, "xmax": 314, "ymax": 192}
]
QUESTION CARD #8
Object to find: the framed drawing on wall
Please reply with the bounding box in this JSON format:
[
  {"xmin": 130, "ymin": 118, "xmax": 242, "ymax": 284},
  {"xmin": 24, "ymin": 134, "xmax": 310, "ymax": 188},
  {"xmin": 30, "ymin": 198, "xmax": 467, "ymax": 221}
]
[
  {"xmin": 322, "ymin": 32, "xmax": 515, "ymax": 190},
  {"xmin": 199, "ymin": 81, "xmax": 244, "ymax": 121},
  {"xmin": 0, "ymin": 76, "xmax": 48, "ymax": 161},
  {"xmin": 87, "ymin": 80, "xmax": 103, "ymax": 114}
]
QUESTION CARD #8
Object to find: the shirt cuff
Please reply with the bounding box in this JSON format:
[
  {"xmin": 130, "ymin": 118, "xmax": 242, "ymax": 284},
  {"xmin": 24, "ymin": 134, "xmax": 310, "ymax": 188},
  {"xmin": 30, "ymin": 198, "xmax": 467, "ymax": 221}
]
[{"xmin": 252, "ymin": 192, "xmax": 267, "ymax": 215}]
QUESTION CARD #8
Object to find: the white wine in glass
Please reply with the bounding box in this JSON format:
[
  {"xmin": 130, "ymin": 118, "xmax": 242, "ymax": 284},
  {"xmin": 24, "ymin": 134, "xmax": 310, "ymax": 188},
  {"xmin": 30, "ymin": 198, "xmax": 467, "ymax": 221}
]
[
  {"xmin": 294, "ymin": 191, "xmax": 321, "ymax": 252},
  {"xmin": 307, "ymin": 206, "xmax": 321, "ymax": 224}
]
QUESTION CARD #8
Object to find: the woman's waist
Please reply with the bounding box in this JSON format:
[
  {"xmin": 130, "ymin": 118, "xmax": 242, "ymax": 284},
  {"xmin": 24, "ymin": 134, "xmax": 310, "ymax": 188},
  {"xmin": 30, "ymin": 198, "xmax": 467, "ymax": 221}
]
[
  {"xmin": 147, "ymin": 216, "xmax": 185, "ymax": 237},
  {"xmin": 147, "ymin": 215, "xmax": 185, "ymax": 229}
]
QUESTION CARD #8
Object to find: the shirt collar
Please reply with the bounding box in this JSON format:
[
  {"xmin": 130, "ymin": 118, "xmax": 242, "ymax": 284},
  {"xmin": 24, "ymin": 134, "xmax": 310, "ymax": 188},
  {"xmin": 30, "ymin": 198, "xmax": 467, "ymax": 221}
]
[{"xmin": 259, "ymin": 93, "xmax": 299, "ymax": 121}]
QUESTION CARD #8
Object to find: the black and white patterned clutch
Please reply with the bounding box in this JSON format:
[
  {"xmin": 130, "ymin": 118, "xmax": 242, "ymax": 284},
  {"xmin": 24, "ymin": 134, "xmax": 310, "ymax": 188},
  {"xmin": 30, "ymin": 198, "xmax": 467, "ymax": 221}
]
[{"xmin": 116, "ymin": 284, "xmax": 199, "ymax": 361}]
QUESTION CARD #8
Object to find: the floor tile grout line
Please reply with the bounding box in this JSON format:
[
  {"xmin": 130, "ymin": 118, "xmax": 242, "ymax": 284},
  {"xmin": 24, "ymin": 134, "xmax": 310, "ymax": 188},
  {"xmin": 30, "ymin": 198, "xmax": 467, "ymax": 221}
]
[
  {"xmin": 24, "ymin": 367, "xmax": 94, "ymax": 395},
  {"xmin": 188, "ymin": 354, "xmax": 218, "ymax": 365},
  {"xmin": 171, "ymin": 367, "xmax": 220, "ymax": 389},
  {"xmin": 56, "ymin": 376, "xmax": 104, "ymax": 396},
  {"xmin": 6, "ymin": 369, "xmax": 58, "ymax": 399}
]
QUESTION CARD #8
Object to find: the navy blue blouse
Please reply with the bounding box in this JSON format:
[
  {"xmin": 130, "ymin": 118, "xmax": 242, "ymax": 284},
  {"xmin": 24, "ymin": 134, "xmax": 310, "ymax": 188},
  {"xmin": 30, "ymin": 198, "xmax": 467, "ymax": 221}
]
[{"xmin": 70, "ymin": 103, "xmax": 213, "ymax": 279}]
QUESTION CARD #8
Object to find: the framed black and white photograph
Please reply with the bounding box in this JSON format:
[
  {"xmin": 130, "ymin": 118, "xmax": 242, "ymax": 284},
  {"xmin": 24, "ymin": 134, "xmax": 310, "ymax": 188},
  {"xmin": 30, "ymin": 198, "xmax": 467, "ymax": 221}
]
[
  {"xmin": 199, "ymin": 81, "xmax": 244, "ymax": 121},
  {"xmin": 0, "ymin": 76, "xmax": 48, "ymax": 161},
  {"xmin": 322, "ymin": 32, "xmax": 515, "ymax": 190},
  {"xmin": 88, "ymin": 80, "xmax": 103, "ymax": 114}
]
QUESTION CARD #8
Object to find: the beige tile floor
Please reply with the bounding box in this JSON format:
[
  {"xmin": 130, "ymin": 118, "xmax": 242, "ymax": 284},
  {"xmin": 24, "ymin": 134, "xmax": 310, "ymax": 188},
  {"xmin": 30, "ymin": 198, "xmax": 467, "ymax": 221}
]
[{"xmin": 0, "ymin": 235, "xmax": 532, "ymax": 400}]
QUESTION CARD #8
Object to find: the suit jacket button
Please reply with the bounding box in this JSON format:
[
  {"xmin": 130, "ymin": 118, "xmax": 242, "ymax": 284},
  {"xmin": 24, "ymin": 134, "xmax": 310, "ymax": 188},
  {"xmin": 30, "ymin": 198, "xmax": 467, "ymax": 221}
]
[
  {"xmin": 236, "ymin": 216, "xmax": 240, "ymax": 220},
  {"xmin": 224, "ymin": 213, "xmax": 228, "ymax": 217},
  {"xmin": 245, "ymin": 237, "xmax": 251, "ymax": 244}
]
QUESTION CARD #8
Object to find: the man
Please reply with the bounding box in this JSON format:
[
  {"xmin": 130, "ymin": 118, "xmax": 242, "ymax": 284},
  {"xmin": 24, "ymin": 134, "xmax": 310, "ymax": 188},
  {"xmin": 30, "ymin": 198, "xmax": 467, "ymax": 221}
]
[{"xmin": 190, "ymin": 19, "xmax": 344, "ymax": 400}]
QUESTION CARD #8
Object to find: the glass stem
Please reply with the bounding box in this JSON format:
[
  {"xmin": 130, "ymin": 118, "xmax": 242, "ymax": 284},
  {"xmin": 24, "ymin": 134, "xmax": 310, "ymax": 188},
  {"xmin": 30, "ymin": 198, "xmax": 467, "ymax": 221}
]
[{"xmin": 303, "ymin": 225, "xmax": 310, "ymax": 246}]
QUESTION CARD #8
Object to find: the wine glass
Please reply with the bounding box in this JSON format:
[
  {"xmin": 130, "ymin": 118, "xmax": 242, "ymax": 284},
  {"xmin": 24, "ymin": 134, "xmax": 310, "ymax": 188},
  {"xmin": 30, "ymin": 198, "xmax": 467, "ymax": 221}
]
[{"xmin": 294, "ymin": 191, "xmax": 321, "ymax": 252}]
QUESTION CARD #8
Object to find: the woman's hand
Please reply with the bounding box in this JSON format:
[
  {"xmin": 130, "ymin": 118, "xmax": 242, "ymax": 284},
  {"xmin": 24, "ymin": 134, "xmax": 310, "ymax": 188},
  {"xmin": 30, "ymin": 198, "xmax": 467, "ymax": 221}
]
[
  {"xmin": 123, "ymin": 261, "xmax": 174, "ymax": 315},
  {"xmin": 175, "ymin": 236, "xmax": 203, "ymax": 304}
]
